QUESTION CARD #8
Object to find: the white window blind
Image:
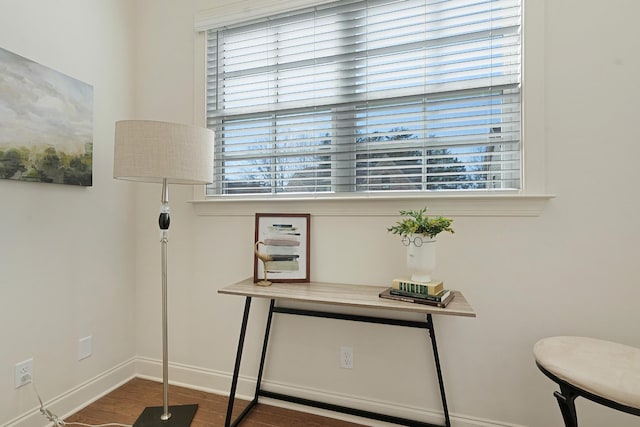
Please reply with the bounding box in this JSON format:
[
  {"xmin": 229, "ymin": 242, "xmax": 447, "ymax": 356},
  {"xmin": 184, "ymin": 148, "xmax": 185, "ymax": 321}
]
[{"xmin": 206, "ymin": 0, "xmax": 521, "ymax": 196}]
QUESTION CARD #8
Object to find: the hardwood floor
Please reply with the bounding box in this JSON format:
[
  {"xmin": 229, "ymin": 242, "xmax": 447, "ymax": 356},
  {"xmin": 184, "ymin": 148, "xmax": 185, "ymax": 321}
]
[{"xmin": 63, "ymin": 378, "xmax": 366, "ymax": 427}]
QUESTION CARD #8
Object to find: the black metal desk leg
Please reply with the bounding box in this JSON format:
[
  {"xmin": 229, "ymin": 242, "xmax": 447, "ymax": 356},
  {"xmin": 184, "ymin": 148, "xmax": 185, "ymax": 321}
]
[
  {"xmin": 254, "ymin": 299, "xmax": 276, "ymax": 400},
  {"xmin": 427, "ymin": 314, "xmax": 451, "ymax": 427},
  {"xmin": 225, "ymin": 297, "xmax": 252, "ymax": 427}
]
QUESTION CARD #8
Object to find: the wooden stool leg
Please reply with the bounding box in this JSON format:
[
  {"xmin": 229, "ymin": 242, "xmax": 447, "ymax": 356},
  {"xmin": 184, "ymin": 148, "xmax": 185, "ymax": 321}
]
[{"xmin": 553, "ymin": 384, "xmax": 579, "ymax": 427}]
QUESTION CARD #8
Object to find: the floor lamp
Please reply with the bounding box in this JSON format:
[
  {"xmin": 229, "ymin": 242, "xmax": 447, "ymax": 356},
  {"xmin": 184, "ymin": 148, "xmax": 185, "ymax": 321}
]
[{"xmin": 113, "ymin": 120, "xmax": 214, "ymax": 426}]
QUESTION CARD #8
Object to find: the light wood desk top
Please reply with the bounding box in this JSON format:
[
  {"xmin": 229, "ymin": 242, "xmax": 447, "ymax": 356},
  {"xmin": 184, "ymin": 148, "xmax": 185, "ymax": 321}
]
[{"xmin": 219, "ymin": 278, "xmax": 476, "ymax": 318}]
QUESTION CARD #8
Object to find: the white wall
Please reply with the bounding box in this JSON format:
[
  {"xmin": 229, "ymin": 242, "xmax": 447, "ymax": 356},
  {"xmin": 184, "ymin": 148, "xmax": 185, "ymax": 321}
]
[
  {"xmin": 131, "ymin": 1, "xmax": 640, "ymax": 426},
  {"xmin": 3, "ymin": 1, "xmax": 640, "ymax": 427},
  {"xmin": 0, "ymin": 1, "xmax": 137, "ymax": 425}
]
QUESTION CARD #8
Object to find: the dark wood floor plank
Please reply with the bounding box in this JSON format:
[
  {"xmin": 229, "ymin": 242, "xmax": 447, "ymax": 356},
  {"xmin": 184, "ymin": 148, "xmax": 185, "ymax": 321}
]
[{"xmin": 63, "ymin": 378, "xmax": 365, "ymax": 427}]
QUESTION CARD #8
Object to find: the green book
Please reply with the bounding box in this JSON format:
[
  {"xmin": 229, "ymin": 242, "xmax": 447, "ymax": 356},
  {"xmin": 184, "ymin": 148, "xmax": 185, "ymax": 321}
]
[
  {"xmin": 391, "ymin": 278, "xmax": 444, "ymax": 296},
  {"xmin": 379, "ymin": 288, "xmax": 454, "ymax": 308},
  {"xmin": 389, "ymin": 288, "xmax": 451, "ymax": 302}
]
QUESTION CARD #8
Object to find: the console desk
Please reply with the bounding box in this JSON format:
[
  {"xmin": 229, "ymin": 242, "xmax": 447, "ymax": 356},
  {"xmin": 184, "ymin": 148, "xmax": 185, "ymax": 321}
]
[{"xmin": 218, "ymin": 278, "xmax": 475, "ymax": 427}]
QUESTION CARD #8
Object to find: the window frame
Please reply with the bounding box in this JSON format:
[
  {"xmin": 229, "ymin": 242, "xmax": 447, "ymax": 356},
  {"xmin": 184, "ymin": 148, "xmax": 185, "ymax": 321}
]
[{"xmin": 191, "ymin": 0, "xmax": 552, "ymax": 217}]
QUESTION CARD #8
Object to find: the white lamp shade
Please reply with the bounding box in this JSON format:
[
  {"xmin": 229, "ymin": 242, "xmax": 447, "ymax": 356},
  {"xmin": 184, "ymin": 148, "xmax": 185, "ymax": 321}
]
[{"xmin": 114, "ymin": 120, "xmax": 214, "ymax": 184}]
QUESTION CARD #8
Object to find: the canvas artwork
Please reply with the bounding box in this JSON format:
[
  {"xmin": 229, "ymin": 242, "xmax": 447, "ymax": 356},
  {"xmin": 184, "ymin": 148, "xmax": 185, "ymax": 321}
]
[{"xmin": 0, "ymin": 47, "xmax": 93, "ymax": 186}]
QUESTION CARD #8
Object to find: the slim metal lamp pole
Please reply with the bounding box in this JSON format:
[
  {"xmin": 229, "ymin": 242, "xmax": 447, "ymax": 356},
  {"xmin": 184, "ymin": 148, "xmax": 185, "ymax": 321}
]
[{"xmin": 160, "ymin": 178, "xmax": 171, "ymax": 421}]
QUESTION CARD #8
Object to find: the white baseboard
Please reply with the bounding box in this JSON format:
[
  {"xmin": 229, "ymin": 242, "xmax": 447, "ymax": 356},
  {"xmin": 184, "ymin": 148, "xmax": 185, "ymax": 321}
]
[
  {"xmin": 4, "ymin": 358, "xmax": 136, "ymax": 427},
  {"xmin": 5, "ymin": 357, "xmax": 525, "ymax": 427},
  {"xmin": 136, "ymin": 357, "xmax": 527, "ymax": 427}
]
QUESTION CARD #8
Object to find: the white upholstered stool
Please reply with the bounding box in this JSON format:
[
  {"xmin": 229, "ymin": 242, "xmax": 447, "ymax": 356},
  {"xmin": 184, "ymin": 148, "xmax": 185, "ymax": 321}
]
[{"xmin": 534, "ymin": 336, "xmax": 640, "ymax": 426}]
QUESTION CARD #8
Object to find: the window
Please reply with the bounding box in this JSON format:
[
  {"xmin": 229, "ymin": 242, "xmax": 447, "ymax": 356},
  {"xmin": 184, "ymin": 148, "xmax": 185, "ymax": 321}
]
[{"xmin": 205, "ymin": 0, "xmax": 521, "ymax": 196}]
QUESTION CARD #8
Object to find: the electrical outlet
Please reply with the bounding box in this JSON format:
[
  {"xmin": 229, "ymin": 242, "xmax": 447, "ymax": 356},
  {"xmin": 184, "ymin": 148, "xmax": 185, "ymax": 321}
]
[
  {"xmin": 340, "ymin": 346, "xmax": 354, "ymax": 369},
  {"xmin": 15, "ymin": 358, "xmax": 33, "ymax": 388}
]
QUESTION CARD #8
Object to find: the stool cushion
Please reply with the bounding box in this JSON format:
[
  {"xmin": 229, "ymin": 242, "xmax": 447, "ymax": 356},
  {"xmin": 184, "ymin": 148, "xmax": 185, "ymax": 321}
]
[{"xmin": 534, "ymin": 336, "xmax": 640, "ymax": 409}]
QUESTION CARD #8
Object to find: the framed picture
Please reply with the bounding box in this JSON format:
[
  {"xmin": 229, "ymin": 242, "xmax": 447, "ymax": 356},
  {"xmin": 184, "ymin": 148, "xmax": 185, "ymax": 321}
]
[{"xmin": 254, "ymin": 213, "xmax": 310, "ymax": 283}]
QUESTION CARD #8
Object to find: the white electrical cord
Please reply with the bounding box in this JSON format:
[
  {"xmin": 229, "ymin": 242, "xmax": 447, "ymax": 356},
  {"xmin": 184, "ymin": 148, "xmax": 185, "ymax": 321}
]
[{"xmin": 28, "ymin": 375, "xmax": 131, "ymax": 427}]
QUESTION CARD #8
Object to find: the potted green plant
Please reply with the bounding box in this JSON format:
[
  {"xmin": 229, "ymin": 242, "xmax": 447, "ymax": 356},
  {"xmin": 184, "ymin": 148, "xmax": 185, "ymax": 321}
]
[
  {"xmin": 388, "ymin": 208, "xmax": 454, "ymax": 283},
  {"xmin": 387, "ymin": 208, "xmax": 454, "ymax": 239}
]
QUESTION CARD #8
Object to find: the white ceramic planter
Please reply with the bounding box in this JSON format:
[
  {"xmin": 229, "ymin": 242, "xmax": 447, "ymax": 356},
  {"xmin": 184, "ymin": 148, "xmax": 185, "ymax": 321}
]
[{"xmin": 405, "ymin": 234, "xmax": 437, "ymax": 283}]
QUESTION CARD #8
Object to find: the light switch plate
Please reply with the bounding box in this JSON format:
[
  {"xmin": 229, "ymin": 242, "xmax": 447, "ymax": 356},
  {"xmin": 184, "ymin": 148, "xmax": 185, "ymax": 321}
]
[{"xmin": 78, "ymin": 336, "xmax": 92, "ymax": 360}]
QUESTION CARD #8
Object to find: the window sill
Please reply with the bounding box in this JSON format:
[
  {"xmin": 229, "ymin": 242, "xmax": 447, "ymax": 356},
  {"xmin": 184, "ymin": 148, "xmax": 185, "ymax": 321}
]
[{"xmin": 190, "ymin": 192, "xmax": 554, "ymax": 217}]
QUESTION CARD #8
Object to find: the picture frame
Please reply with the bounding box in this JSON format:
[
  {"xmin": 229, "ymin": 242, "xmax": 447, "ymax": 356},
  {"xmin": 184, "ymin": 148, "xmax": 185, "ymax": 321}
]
[{"xmin": 254, "ymin": 213, "xmax": 310, "ymax": 283}]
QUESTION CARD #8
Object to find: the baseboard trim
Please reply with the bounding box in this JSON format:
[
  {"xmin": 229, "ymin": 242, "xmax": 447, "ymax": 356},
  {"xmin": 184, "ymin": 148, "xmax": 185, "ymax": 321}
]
[
  {"xmin": 5, "ymin": 358, "xmax": 136, "ymax": 427},
  {"xmin": 6, "ymin": 357, "xmax": 524, "ymax": 427},
  {"xmin": 135, "ymin": 357, "xmax": 526, "ymax": 427}
]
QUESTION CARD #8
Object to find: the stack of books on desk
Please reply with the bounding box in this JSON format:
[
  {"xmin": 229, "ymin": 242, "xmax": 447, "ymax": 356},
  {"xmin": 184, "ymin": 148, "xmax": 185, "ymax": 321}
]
[{"xmin": 379, "ymin": 278, "xmax": 454, "ymax": 308}]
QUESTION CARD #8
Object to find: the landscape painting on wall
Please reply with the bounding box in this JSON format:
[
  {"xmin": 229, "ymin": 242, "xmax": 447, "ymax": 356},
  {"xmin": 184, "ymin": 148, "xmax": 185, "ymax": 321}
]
[{"xmin": 0, "ymin": 47, "xmax": 93, "ymax": 186}]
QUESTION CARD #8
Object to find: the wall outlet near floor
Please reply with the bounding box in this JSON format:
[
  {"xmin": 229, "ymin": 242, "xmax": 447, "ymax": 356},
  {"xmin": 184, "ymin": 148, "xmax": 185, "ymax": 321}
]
[
  {"xmin": 340, "ymin": 346, "xmax": 354, "ymax": 369},
  {"xmin": 15, "ymin": 358, "xmax": 33, "ymax": 388},
  {"xmin": 78, "ymin": 335, "xmax": 92, "ymax": 360}
]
